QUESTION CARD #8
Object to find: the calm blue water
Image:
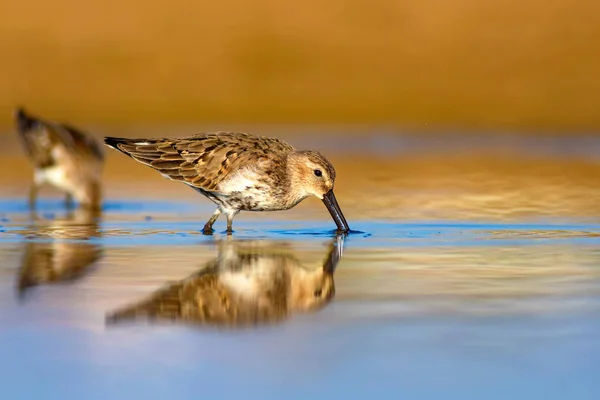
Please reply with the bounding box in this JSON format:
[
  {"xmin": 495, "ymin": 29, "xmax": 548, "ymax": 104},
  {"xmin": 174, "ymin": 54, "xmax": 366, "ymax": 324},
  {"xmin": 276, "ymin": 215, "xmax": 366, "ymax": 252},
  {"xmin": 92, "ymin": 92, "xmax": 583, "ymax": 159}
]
[{"xmin": 1, "ymin": 198, "xmax": 599, "ymax": 399}]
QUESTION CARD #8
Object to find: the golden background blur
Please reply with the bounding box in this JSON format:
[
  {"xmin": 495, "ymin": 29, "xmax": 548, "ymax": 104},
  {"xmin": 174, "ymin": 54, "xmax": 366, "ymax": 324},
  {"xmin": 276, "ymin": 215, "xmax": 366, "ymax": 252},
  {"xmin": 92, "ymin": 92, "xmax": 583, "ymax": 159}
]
[{"xmin": 1, "ymin": 0, "xmax": 599, "ymax": 131}]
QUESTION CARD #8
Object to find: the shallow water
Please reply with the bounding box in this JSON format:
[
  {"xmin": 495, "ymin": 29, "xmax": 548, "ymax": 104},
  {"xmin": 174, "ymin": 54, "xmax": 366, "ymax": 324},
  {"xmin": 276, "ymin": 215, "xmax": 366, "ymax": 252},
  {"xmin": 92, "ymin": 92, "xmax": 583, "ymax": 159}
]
[{"xmin": 1, "ymin": 132, "xmax": 600, "ymax": 399}]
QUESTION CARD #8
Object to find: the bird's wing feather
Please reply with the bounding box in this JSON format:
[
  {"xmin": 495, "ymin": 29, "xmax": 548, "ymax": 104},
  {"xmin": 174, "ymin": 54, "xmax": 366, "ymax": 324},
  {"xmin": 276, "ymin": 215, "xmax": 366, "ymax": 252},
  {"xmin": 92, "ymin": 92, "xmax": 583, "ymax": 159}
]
[
  {"xmin": 60, "ymin": 124, "xmax": 104, "ymax": 161},
  {"xmin": 105, "ymin": 132, "xmax": 294, "ymax": 191}
]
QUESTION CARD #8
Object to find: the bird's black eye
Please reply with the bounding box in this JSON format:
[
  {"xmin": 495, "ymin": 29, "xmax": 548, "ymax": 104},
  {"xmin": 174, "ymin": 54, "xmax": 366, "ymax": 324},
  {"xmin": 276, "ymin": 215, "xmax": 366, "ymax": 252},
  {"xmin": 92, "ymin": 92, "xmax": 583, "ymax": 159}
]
[
  {"xmin": 314, "ymin": 169, "xmax": 322, "ymax": 177},
  {"xmin": 314, "ymin": 289, "xmax": 322, "ymax": 297}
]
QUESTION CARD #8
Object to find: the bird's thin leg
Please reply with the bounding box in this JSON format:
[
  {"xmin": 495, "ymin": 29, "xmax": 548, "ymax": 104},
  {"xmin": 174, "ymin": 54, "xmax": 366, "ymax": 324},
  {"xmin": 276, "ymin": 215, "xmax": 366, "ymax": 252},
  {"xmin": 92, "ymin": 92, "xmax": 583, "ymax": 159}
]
[
  {"xmin": 28, "ymin": 184, "xmax": 39, "ymax": 209},
  {"xmin": 65, "ymin": 192, "xmax": 74, "ymax": 209},
  {"xmin": 203, "ymin": 209, "xmax": 221, "ymax": 235},
  {"xmin": 226, "ymin": 213, "xmax": 235, "ymax": 234}
]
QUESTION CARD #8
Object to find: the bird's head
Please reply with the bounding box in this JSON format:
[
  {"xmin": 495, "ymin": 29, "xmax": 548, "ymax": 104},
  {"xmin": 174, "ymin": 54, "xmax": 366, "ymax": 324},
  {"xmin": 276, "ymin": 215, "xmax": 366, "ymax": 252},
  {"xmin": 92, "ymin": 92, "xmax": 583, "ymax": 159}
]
[{"xmin": 287, "ymin": 150, "xmax": 350, "ymax": 233}]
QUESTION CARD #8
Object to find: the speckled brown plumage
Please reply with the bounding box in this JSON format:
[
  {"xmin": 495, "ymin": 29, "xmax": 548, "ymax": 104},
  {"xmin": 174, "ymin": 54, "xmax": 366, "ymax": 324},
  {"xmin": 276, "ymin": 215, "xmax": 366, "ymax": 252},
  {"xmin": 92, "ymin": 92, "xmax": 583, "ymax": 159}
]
[
  {"xmin": 106, "ymin": 235, "xmax": 344, "ymax": 328},
  {"xmin": 104, "ymin": 132, "xmax": 349, "ymax": 234},
  {"xmin": 15, "ymin": 108, "xmax": 104, "ymax": 210},
  {"xmin": 107, "ymin": 132, "xmax": 293, "ymax": 191}
]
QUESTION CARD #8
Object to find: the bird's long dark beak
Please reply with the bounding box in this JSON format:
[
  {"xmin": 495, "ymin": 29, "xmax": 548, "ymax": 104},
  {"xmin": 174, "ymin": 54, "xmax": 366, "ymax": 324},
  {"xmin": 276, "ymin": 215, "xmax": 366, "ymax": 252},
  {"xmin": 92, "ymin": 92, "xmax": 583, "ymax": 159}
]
[{"xmin": 322, "ymin": 190, "xmax": 350, "ymax": 233}]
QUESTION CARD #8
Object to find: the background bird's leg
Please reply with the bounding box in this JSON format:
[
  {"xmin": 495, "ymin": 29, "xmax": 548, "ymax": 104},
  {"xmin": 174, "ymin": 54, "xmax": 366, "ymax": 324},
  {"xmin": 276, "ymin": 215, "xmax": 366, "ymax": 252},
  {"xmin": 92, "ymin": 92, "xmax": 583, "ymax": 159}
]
[
  {"xmin": 203, "ymin": 209, "xmax": 221, "ymax": 235},
  {"xmin": 28, "ymin": 184, "xmax": 39, "ymax": 209},
  {"xmin": 65, "ymin": 192, "xmax": 74, "ymax": 209}
]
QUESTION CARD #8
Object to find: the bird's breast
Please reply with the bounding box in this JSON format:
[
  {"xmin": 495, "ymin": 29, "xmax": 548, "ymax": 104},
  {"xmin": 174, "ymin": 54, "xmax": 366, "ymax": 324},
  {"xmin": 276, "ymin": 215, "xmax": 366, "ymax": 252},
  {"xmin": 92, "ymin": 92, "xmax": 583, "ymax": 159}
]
[
  {"xmin": 35, "ymin": 165, "xmax": 70, "ymax": 190},
  {"xmin": 218, "ymin": 168, "xmax": 264, "ymax": 194},
  {"xmin": 217, "ymin": 167, "xmax": 289, "ymax": 211}
]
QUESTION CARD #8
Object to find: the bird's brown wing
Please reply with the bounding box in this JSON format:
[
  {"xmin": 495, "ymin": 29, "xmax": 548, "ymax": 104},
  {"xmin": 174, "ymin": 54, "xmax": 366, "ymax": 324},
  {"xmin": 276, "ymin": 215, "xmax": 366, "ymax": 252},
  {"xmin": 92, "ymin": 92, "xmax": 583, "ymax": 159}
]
[
  {"xmin": 104, "ymin": 132, "xmax": 294, "ymax": 191},
  {"xmin": 60, "ymin": 124, "xmax": 105, "ymax": 161}
]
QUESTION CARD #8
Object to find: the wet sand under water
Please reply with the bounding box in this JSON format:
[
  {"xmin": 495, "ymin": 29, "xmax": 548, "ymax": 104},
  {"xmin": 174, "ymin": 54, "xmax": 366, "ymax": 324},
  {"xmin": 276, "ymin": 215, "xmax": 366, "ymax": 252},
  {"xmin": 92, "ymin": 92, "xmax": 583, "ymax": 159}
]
[{"xmin": 0, "ymin": 132, "xmax": 600, "ymax": 399}]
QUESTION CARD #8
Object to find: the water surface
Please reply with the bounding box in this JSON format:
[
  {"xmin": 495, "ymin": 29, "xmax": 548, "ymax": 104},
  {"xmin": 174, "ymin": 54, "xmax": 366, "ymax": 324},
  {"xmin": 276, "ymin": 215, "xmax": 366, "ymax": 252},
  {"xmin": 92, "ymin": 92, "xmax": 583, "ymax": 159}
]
[{"xmin": 1, "ymin": 132, "xmax": 599, "ymax": 399}]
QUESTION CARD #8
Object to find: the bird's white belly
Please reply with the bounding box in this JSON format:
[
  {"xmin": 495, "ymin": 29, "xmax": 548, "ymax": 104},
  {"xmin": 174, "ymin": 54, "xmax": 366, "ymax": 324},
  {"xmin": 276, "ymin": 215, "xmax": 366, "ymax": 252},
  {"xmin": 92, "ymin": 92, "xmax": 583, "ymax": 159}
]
[
  {"xmin": 217, "ymin": 168, "xmax": 278, "ymax": 211},
  {"xmin": 36, "ymin": 166, "xmax": 71, "ymax": 191},
  {"xmin": 218, "ymin": 168, "xmax": 262, "ymax": 193}
]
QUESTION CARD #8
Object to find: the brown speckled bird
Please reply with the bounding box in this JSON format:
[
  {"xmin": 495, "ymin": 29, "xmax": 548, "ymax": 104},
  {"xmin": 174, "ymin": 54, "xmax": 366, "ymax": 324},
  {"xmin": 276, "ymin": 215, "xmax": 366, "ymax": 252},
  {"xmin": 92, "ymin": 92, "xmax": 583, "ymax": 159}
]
[
  {"xmin": 15, "ymin": 108, "xmax": 104, "ymax": 210},
  {"xmin": 106, "ymin": 235, "xmax": 344, "ymax": 328},
  {"xmin": 104, "ymin": 132, "xmax": 349, "ymax": 234}
]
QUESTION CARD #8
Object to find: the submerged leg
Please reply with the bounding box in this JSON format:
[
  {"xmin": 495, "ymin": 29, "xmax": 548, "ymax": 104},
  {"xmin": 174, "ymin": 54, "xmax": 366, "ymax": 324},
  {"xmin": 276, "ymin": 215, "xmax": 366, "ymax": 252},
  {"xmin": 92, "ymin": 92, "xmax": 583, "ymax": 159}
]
[
  {"xmin": 226, "ymin": 212, "xmax": 236, "ymax": 234},
  {"xmin": 28, "ymin": 184, "xmax": 39, "ymax": 209},
  {"xmin": 202, "ymin": 209, "xmax": 221, "ymax": 235}
]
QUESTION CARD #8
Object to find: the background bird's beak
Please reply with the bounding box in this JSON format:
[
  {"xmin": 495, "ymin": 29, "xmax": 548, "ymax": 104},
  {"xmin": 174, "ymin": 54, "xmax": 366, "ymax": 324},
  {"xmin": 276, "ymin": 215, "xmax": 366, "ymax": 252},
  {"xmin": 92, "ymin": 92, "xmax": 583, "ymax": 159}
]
[{"xmin": 322, "ymin": 190, "xmax": 350, "ymax": 233}]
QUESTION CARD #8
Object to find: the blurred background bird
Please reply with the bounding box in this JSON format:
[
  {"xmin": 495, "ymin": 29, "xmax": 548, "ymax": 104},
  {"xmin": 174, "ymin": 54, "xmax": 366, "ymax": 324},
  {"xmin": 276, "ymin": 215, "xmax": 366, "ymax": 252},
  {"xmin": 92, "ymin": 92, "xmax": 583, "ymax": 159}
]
[{"xmin": 14, "ymin": 108, "xmax": 104, "ymax": 210}]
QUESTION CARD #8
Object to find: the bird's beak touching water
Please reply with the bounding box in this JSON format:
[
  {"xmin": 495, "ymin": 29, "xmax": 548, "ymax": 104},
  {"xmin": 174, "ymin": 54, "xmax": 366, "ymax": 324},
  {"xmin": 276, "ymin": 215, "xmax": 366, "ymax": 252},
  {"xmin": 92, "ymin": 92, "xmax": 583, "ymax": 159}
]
[{"xmin": 322, "ymin": 190, "xmax": 350, "ymax": 233}]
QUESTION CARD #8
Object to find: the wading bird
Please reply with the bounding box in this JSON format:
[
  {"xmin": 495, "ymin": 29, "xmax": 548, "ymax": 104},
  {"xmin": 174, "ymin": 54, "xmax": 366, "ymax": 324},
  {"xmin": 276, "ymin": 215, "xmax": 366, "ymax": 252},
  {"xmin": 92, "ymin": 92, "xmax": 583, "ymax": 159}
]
[{"xmin": 104, "ymin": 132, "xmax": 349, "ymax": 233}]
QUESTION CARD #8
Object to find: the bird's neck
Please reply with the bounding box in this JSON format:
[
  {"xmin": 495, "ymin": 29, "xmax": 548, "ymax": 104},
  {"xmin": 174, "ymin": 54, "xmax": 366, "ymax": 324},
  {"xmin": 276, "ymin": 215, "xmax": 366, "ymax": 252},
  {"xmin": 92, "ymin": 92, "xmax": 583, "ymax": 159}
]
[{"xmin": 280, "ymin": 152, "xmax": 311, "ymax": 209}]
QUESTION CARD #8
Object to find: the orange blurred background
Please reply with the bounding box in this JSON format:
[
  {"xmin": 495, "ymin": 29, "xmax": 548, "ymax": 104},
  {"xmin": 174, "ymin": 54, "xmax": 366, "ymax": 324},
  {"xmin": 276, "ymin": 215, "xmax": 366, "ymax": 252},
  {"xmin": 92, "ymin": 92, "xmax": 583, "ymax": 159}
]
[{"xmin": 1, "ymin": 0, "xmax": 599, "ymax": 131}]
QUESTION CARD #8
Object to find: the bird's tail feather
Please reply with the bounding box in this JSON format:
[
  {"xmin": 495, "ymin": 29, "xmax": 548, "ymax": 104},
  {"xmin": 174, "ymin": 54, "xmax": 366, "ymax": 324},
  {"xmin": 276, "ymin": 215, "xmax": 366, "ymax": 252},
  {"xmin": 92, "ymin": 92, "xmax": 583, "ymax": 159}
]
[{"xmin": 14, "ymin": 107, "xmax": 42, "ymax": 134}]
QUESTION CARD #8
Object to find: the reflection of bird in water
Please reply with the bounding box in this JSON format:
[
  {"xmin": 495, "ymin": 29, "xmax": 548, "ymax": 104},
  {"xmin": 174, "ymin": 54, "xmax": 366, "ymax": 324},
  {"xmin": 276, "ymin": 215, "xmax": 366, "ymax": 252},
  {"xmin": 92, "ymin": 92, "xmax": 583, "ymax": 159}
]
[
  {"xmin": 14, "ymin": 107, "xmax": 104, "ymax": 210},
  {"xmin": 17, "ymin": 208, "xmax": 103, "ymax": 296},
  {"xmin": 107, "ymin": 235, "xmax": 345, "ymax": 328}
]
